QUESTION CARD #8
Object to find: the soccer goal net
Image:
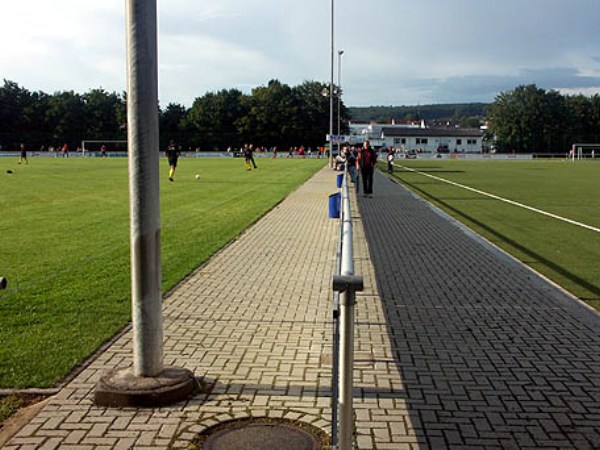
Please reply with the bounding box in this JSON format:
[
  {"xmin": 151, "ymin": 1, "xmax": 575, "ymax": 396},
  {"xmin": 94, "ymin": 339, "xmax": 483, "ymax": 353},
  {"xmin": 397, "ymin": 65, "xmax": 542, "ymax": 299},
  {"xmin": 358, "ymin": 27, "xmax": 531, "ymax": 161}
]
[
  {"xmin": 81, "ymin": 140, "xmax": 127, "ymax": 156},
  {"xmin": 571, "ymin": 143, "xmax": 600, "ymax": 161}
]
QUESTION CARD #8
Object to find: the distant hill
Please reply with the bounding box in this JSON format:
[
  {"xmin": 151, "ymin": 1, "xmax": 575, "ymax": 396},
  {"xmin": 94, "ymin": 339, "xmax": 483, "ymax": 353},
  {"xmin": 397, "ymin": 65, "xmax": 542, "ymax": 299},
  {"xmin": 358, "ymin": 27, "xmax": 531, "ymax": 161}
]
[{"xmin": 349, "ymin": 103, "xmax": 490, "ymax": 123}]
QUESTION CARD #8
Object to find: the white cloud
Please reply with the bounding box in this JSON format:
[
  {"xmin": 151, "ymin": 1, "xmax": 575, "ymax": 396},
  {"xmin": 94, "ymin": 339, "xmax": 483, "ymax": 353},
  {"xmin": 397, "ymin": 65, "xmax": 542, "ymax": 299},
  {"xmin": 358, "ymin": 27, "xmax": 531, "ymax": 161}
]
[
  {"xmin": 1, "ymin": 0, "xmax": 600, "ymax": 105},
  {"xmin": 557, "ymin": 87, "xmax": 600, "ymax": 97}
]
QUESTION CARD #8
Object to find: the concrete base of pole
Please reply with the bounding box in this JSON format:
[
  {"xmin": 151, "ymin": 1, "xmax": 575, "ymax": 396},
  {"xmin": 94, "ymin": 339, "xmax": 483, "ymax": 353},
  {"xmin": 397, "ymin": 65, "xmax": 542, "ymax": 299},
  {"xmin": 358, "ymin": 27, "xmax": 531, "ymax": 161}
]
[{"xmin": 94, "ymin": 366, "xmax": 197, "ymax": 407}]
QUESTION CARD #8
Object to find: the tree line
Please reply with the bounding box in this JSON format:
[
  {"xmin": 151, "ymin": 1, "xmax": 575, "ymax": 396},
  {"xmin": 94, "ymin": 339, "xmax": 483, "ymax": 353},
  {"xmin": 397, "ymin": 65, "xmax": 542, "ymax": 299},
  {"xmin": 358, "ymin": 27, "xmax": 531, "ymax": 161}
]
[
  {"xmin": 349, "ymin": 103, "xmax": 488, "ymax": 126},
  {"xmin": 487, "ymin": 84, "xmax": 600, "ymax": 153},
  {"xmin": 2, "ymin": 77, "xmax": 599, "ymax": 154},
  {"xmin": 0, "ymin": 78, "xmax": 350, "ymax": 152}
]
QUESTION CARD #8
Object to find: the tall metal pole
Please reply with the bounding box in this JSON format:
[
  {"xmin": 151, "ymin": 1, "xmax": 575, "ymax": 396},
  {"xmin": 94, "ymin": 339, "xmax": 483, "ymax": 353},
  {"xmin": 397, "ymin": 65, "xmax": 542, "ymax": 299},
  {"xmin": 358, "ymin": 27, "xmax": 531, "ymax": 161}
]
[
  {"xmin": 337, "ymin": 50, "xmax": 344, "ymax": 156},
  {"xmin": 329, "ymin": 0, "xmax": 335, "ymax": 168},
  {"xmin": 94, "ymin": 1, "xmax": 195, "ymax": 407},
  {"xmin": 126, "ymin": 0, "xmax": 163, "ymax": 377}
]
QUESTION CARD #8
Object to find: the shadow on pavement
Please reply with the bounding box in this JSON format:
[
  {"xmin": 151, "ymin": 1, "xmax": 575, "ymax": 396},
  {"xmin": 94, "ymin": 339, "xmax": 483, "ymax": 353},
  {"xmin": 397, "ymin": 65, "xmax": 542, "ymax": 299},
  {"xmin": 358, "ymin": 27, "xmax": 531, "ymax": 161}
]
[
  {"xmin": 398, "ymin": 175, "xmax": 600, "ymax": 303},
  {"xmin": 357, "ymin": 171, "xmax": 600, "ymax": 449}
]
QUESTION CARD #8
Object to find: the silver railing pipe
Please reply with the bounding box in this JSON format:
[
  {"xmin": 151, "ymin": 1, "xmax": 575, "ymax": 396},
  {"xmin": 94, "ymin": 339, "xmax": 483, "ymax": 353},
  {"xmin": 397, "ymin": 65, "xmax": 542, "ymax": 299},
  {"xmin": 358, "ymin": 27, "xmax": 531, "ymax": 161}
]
[{"xmin": 332, "ymin": 167, "xmax": 363, "ymax": 450}]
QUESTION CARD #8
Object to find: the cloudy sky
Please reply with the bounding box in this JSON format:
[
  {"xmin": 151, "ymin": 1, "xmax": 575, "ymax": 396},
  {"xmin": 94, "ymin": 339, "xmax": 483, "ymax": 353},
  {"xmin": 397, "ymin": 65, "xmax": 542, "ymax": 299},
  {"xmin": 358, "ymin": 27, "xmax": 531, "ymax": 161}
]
[{"xmin": 1, "ymin": 0, "xmax": 600, "ymax": 107}]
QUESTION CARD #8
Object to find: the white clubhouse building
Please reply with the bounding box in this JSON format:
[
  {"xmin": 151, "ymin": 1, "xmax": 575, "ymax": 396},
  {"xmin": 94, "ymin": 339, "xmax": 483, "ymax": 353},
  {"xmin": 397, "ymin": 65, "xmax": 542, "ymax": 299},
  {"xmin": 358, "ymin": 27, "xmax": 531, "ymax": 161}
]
[{"xmin": 347, "ymin": 121, "xmax": 485, "ymax": 153}]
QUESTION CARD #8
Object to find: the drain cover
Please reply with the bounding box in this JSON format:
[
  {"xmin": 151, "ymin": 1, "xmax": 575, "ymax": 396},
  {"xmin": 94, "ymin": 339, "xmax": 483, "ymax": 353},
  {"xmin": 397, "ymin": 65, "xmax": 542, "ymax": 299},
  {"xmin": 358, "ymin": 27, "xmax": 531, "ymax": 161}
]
[{"xmin": 194, "ymin": 418, "xmax": 329, "ymax": 450}]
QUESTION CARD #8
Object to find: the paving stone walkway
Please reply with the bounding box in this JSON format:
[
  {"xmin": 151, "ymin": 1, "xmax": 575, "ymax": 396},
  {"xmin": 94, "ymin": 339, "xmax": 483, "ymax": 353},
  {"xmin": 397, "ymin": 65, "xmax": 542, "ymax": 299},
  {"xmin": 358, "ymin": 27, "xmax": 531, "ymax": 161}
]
[
  {"xmin": 3, "ymin": 166, "xmax": 600, "ymax": 450},
  {"xmin": 355, "ymin": 170, "xmax": 600, "ymax": 449}
]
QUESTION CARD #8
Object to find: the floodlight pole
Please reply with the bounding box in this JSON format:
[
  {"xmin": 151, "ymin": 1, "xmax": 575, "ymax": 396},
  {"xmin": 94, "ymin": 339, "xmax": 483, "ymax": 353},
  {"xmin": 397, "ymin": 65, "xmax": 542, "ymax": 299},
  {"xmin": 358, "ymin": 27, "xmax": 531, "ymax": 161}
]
[
  {"xmin": 126, "ymin": 0, "xmax": 163, "ymax": 377},
  {"xmin": 94, "ymin": 0, "xmax": 195, "ymax": 407},
  {"xmin": 329, "ymin": 0, "xmax": 335, "ymax": 168},
  {"xmin": 337, "ymin": 50, "xmax": 344, "ymax": 156}
]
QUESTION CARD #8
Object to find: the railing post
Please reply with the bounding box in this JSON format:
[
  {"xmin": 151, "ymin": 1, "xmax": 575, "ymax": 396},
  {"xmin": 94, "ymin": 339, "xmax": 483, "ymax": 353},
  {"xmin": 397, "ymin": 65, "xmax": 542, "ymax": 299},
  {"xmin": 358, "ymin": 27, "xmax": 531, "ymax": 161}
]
[{"xmin": 333, "ymin": 275, "xmax": 363, "ymax": 450}]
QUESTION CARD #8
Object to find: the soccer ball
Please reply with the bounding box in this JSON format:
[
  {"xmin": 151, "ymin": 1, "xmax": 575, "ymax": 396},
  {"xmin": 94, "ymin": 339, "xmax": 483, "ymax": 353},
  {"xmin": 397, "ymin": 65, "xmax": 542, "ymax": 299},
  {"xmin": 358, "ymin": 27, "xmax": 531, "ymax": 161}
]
[{"xmin": 195, "ymin": 174, "xmax": 201, "ymax": 180}]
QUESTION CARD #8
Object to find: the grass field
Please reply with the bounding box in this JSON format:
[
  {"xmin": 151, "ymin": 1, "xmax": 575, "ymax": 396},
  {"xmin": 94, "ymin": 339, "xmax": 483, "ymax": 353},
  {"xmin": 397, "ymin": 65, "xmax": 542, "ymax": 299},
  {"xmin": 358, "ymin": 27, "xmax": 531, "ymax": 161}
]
[
  {"xmin": 385, "ymin": 158, "xmax": 600, "ymax": 311},
  {"xmin": 0, "ymin": 156, "xmax": 325, "ymax": 388}
]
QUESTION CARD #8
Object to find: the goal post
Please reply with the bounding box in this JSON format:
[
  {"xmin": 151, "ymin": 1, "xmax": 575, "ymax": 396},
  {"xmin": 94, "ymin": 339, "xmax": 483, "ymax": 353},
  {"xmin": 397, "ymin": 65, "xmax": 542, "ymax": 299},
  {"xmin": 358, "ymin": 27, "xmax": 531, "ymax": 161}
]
[
  {"xmin": 571, "ymin": 143, "xmax": 600, "ymax": 161},
  {"xmin": 81, "ymin": 139, "xmax": 127, "ymax": 157}
]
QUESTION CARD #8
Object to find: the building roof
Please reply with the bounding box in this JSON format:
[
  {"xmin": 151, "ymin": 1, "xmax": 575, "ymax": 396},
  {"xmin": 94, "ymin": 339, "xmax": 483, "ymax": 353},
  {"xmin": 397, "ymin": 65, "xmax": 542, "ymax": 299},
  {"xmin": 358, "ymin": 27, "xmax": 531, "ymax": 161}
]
[{"xmin": 381, "ymin": 127, "xmax": 484, "ymax": 138}]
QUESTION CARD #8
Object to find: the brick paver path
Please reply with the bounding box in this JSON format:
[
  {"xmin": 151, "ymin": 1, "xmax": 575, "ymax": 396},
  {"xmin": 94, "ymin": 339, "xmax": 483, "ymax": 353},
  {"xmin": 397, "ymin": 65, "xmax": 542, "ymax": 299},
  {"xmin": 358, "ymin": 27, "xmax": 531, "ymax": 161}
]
[
  {"xmin": 5, "ymin": 166, "xmax": 341, "ymax": 449},
  {"xmin": 354, "ymin": 170, "xmax": 600, "ymax": 449},
  {"xmin": 4, "ymin": 166, "xmax": 600, "ymax": 450}
]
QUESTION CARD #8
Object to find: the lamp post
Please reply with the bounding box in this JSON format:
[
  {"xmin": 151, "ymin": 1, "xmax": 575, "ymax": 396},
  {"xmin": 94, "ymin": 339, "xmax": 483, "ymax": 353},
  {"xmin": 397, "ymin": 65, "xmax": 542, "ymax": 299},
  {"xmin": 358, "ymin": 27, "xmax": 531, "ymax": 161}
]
[
  {"xmin": 337, "ymin": 50, "xmax": 344, "ymax": 156},
  {"xmin": 329, "ymin": 0, "xmax": 335, "ymax": 168}
]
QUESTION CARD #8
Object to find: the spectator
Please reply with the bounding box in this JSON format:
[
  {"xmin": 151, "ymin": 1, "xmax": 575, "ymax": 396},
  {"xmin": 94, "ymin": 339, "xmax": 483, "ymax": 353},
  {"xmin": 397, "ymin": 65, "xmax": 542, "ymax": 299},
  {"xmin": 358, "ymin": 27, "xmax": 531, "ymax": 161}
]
[
  {"xmin": 346, "ymin": 146, "xmax": 357, "ymax": 183},
  {"xmin": 357, "ymin": 141, "xmax": 377, "ymax": 197}
]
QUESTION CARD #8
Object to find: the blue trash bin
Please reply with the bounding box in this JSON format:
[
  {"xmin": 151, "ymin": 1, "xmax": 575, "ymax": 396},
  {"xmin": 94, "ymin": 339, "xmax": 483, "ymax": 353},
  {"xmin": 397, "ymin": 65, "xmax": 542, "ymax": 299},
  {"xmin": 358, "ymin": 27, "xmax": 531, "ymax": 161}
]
[
  {"xmin": 328, "ymin": 192, "xmax": 341, "ymax": 219},
  {"xmin": 336, "ymin": 173, "xmax": 344, "ymax": 188}
]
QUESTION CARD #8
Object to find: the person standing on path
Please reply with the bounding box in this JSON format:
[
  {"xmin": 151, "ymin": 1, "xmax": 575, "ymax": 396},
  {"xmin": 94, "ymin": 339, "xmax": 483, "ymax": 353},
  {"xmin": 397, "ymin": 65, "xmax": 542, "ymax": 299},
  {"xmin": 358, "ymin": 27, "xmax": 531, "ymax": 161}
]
[
  {"xmin": 357, "ymin": 140, "xmax": 378, "ymax": 197},
  {"xmin": 166, "ymin": 139, "xmax": 180, "ymax": 181}
]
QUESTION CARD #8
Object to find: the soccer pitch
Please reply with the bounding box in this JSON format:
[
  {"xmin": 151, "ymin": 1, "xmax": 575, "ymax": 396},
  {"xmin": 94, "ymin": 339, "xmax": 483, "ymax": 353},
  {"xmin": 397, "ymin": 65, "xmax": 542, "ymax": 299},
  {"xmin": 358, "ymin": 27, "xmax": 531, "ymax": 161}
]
[
  {"xmin": 388, "ymin": 159, "xmax": 600, "ymax": 311},
  {"xmin": 0, "ymin": 156, "xmax": 325, "ymax": 388}
]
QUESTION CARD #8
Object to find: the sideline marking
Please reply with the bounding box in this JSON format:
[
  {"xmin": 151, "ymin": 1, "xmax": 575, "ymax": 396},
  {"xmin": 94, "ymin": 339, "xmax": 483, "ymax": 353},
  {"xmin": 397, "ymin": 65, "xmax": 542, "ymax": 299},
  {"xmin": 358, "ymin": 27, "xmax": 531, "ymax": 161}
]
[{"xmin": 395, "ymin": 163, "xmax": 600, "ymax": 234}]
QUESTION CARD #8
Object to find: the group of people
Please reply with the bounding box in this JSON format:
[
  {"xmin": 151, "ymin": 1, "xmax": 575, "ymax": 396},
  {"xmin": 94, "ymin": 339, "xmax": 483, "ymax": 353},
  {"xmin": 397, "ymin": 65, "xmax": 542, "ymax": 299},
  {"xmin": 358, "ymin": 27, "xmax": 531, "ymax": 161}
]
[
  {"xmin": 14, "ymin": 143, "xmax": 72, "ymax": 163},
  {"xmin": 162, "ymin": 139, "xmax": 386, "ymax": 193},
  {"xmin": 336, "ymin": 141, "xmax": 379, "ymax": 197},
  {"xmin": 164, "ymin": 140, "xmax": 260, "ymax": 181}
]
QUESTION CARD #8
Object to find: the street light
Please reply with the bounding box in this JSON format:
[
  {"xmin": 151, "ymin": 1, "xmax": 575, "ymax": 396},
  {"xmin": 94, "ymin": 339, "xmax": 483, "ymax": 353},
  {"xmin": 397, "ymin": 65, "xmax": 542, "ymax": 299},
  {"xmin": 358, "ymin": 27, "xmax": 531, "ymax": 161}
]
[
  {"xmin": 337, "ymin": 50, "xmax": 344, "ymax": 156},
  {"xmin": 329, "ymin": 0, "xmax": 334, "ymax": 168}
]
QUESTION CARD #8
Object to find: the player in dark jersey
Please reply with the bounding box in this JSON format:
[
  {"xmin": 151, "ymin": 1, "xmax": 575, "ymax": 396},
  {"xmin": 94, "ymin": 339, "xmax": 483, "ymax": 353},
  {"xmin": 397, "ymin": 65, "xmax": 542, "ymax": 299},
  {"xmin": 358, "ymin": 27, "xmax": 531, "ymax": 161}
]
[
  {"xmin": 18, "ymin": 143, "xmax": 28, "ymax": 165},
  {"xmin": 165, "ymin": 140, "xmax": 180, "ymax": 181}
]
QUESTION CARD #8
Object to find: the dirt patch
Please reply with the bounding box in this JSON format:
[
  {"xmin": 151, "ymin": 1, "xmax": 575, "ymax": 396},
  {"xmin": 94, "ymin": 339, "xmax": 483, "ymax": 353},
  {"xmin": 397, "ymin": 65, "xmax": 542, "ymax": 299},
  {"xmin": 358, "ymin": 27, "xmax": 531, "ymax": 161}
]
[{"xmin": 0, "ymin": 394, "xmax": 53, "ymax": 447}]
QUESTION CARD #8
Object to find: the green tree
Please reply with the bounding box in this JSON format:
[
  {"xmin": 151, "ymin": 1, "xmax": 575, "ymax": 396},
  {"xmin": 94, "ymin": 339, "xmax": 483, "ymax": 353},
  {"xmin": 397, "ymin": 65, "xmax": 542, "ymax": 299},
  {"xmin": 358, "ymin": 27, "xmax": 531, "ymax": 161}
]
[
  {"xmin": 0, "ymin": 80, "xmax": 34, "ymax": 148},
  {"xmin": 160, "ymin": 102, "xmax": 188, "ymax": 149},
  {"xmin": 237, "ymin": 80, "xmax": 302, "ymax": 147},
  {"xmin": 83, "ymin": 89, "xmax": 125, "ymax": 140},
  {"xmin": 487, "ymin": 84, "xmax": 565, "ymax": 152},
  {"xmin": 46, "ymin": 91, "xmax": 87, "ymax": 148},
  {"xmin": 589, "ymin": 95, "xmax": 600, "ymax": 143},
  {"xmin": 292, "ymin": 80, "xmax": 344, "ymax": 148},
  {"xmin": 187, "ymin": 89, "xmax": 247, "ymax": 150},
  {"xmin": 564, "ymin": 95, "xmax": 592, "ymax": 146}
]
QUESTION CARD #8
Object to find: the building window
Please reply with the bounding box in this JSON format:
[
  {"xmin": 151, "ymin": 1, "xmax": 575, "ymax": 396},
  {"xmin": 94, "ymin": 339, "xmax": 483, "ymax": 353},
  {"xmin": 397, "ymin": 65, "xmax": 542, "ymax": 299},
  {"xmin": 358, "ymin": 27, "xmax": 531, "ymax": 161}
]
[
  {"xmin": 394, "ymin": 138, "xmax": 406, "ymax": 144},
  {"xmin": 416, "ymin": 138, "xmax": 428, "ymax": 144},
  {"xmin": 467, "ymin": 139, "xmax": 477, "ymax": 145},
  {"xmin": 456, "ymin": 139, "xmax": 462, "ymax": 145}
]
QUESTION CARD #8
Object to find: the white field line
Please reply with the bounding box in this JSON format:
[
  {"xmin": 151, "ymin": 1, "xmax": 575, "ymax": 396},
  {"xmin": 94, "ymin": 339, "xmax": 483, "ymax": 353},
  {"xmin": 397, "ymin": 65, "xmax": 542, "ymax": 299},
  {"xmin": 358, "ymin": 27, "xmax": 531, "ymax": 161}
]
[{"xmin": 395, "ymin": 163, "xmax": 600, "ymax": 234}]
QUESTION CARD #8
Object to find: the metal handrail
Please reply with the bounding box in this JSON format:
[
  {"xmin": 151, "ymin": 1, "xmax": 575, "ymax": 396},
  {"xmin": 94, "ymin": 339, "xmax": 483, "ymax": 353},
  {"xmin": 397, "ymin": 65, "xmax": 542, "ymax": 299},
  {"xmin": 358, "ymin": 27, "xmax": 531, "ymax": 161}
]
[{"xmin": 331, "ymin": 167, "xmax": 364, "ymax": 450}]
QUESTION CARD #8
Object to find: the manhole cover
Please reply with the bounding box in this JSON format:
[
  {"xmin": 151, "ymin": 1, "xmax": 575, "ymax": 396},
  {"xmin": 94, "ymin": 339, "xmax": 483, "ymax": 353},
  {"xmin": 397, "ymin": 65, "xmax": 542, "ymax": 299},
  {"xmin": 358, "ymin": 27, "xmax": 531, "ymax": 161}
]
[{"xmin": 192, "ymin": 417, "xmax": 331, "ymax": 450}]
